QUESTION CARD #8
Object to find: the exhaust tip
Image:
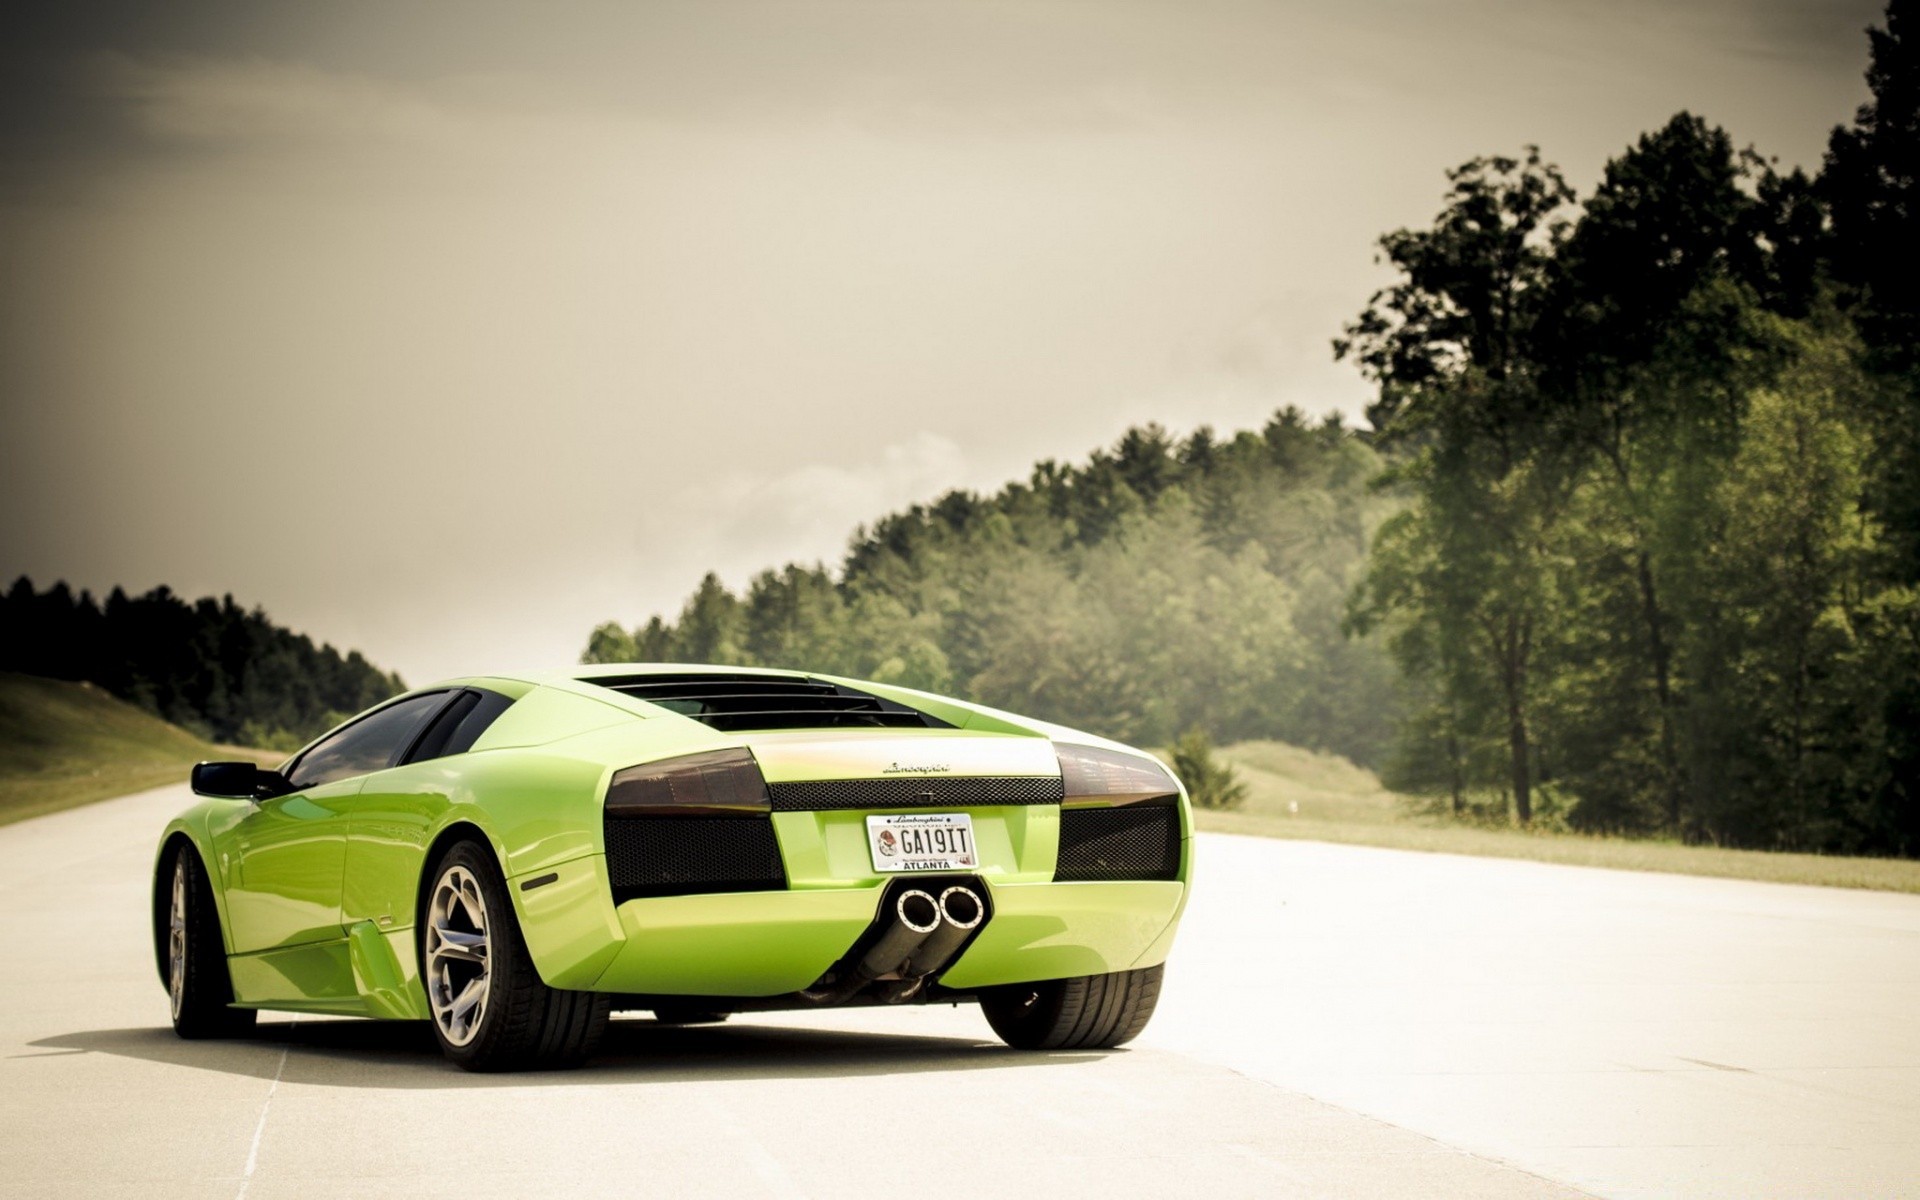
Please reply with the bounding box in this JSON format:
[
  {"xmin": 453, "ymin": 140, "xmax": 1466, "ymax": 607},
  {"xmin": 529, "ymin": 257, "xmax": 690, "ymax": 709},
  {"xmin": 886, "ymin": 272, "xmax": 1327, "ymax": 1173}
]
[
  {"xmin": 938, "ymin": 886, "xmax": 984, "ymax": 930},
  {"xmin": 897, "ymin": 889, "xmax": 941, "ymax": 934}
]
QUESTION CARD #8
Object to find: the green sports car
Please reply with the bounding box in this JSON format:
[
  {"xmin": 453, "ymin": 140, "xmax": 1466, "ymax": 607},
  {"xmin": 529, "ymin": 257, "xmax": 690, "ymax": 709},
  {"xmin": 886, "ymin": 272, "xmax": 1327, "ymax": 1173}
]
[{"xmin": 155, "ymin": 666, "xmax": 1192, "ymax": 1070}]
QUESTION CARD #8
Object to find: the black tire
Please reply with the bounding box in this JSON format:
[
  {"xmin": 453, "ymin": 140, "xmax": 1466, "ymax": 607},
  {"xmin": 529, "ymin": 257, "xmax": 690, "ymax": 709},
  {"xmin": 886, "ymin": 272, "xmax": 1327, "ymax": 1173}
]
[
  {"xmin": 163, "ymin": 845, "xmax": 257, "ymax": 1039},
  {"xmin": 420, "ymin": 840, "xmax": 609, "ymax": 1072},
  {"xmin": 979, "ymin": 963, "xmax": 1164, "ymax": 1050}
]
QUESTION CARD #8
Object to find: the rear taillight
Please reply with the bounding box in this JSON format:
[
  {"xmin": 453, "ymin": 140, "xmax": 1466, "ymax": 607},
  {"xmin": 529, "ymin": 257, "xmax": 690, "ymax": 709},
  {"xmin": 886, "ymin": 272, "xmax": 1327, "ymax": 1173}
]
[
  {"xmin": 605, "ymin": 748, "xmax": 771, "ymax": 817},
  {"xmin": 1053, "ymin": 743, "xmax": 1180, "ymax": 809}
]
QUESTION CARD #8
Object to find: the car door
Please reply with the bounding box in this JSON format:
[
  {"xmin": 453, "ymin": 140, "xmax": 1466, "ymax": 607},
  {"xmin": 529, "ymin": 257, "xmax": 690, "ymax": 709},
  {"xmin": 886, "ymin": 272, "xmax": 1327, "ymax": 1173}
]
[
  {"xmin": 213, "ymin": 691, "xmax": 455, "ymax": 954},
  {"xmin": 340, "ymin": 688, "xmax": 519, "ymax": 932}
]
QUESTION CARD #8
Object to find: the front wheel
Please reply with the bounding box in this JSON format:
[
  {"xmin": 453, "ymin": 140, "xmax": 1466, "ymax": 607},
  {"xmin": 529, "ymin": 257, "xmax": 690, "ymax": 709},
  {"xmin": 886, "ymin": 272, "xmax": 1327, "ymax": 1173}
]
[
  {"xmin": 978, "ymin": 964, "xmax": 1164, "ymax": 1050},
  {"xmin": 421, "ymin": 840, "xmax": 608, "ymax": 1071},
  {"xmin": 164, "ymin": 846, "xmax": 257, "ymax": 1039}
]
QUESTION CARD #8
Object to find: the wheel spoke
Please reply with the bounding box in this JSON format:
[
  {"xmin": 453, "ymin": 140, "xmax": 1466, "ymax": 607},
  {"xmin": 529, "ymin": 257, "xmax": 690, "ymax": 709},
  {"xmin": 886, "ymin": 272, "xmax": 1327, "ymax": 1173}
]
[
  {"xmin": 431, "ymin": 929, "xmax": 487, "ymax": 964},
  {"xmin": 449, "ymin": 977, "xmax": 485, "ymax": 1023}
]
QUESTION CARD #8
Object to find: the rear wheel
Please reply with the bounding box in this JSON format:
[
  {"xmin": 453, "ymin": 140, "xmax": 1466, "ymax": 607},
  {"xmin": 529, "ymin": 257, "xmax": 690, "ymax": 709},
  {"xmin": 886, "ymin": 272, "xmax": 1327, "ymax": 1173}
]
[
  {"xmin": 164, "ymin": 847, "xmax": 257, "ymax": 1039},
  {"xmin": 979, "ymin": 964, "xmax": 1164, "ymax": 1050},
  {"xmin": 421, "ymin": 840, "xmax": 608, "ymax": 1071}
]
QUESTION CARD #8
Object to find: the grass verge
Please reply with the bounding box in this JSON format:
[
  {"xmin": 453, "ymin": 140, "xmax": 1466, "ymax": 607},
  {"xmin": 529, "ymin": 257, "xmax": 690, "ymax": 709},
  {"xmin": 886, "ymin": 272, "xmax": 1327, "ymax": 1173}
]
[
  {"xmin": 0, "ymin": 672, "xmax": 276, "ymax": 827},
  {"xmin": 1207, "ymin": 739, "xmax": 1920, "ymax": 895}
]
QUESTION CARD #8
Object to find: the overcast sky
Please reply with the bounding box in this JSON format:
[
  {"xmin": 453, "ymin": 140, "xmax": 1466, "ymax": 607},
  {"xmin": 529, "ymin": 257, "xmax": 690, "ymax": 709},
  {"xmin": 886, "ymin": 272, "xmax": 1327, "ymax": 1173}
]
[{"xmin": 0, "ymin": 0, "xmax": 1886, "ymax": 686}]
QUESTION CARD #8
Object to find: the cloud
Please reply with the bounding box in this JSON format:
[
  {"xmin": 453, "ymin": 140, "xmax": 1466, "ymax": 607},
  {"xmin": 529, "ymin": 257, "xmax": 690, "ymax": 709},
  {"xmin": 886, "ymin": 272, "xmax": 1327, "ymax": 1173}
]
[
  {"xmin": 600, "ymin": 432, "xmax": 969, "ymax": 628},
  {"xmin": 710, "ymin": 432, "xmax": 971, "ymax": 575}
]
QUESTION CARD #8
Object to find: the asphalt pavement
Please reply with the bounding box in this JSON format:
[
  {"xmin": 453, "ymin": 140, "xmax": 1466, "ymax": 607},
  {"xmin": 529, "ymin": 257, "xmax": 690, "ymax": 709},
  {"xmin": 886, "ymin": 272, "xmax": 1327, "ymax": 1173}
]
[{"xmin": 2, "ymin": 783, "xmax": 1915, "ymax": 1198}]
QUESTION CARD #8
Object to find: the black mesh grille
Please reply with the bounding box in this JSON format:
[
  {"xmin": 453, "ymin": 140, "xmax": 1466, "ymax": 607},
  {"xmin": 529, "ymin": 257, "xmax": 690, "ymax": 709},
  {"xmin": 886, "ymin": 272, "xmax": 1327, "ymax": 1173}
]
[
  {"xmin": 586, "ymin": 673, "xmax": 950, "ymax": 732},
  {"xmin": 1055, "ymin": 805, "xmax": 1182, "ymax": 882},
  {"xmin": 768, "ymin": 776, "xmax": 1065, "ymax": 812},
  {"xmin": 603, "ymin": 815, "xmax": 787, "ymax": 902}
]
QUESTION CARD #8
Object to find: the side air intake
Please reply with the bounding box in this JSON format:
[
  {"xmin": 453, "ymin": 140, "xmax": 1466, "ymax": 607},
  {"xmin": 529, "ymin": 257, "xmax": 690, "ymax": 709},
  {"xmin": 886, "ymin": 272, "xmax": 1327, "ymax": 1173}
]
[{"xmin": 589, "ymin": 674, "xmax": 952, "ymax": 733}]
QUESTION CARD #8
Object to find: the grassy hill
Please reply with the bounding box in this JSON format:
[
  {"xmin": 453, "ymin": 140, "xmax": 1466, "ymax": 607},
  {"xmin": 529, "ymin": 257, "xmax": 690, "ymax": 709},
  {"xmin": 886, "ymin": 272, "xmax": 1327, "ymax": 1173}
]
[
  {"xmin": 1204, "ymin": 739, "xmax": 1920, "ymax": 894},
  {"xmin": 0, "ymin": 672, "xmax": 276, "ymax": 826}
]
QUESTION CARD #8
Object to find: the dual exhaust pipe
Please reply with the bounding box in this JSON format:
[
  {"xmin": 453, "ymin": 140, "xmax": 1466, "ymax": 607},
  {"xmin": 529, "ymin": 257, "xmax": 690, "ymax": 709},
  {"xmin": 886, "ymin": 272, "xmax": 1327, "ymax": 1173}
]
[{"xmin": 803, "ymin": 884, "xmax": 985, "ymax": 1004}]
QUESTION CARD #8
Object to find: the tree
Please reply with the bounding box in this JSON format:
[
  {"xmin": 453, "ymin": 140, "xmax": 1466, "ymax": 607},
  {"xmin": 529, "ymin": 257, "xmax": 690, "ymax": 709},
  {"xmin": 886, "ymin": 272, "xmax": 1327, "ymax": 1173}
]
[
  {"xmin": 1169, "ymin": 729, "xmax": 1248, "ymax": 811},
  {"xmin": 1678, "ymin": 322, "xmax": 1894, "ymax": 847},
  {"xmin": 1349, "ymin": 411, "xmax": 1574, "ymax": 824},
  {"xmin": 1826, "ymin": 0, "xmax": 1920, "ymax": 559},
  {"xmin": 0, "ymin": 577, "xmax": 401, "ymax": 745},
  {"xmin": 1821, "ymin": 3, "xmax": 1920, "ymax": 854},
  {"xmin": 674, "ymin": 573, "xmax": 746, "ymax": 664},
  {"xmin": 1335, "ymin": 148, "xmax": 1574, "ymax": 430},
  {"xmin": 1340, "ymin": 151, "xmax": 1578, "ymax": 823},
  {"xmin": 582, "ymin": 622, "xmax": 638, "ymax": 664},
  {"xmin": 1824, "ymin": 0, "xmax": 1919, "ymax": 376},
  {"xmin": 1545, "ymin": 115, "xmax": 1763, "ymax": 377},
  {"xmin": 1545, "ymin": 114, "xmax": 1788, "ymax": 828}
]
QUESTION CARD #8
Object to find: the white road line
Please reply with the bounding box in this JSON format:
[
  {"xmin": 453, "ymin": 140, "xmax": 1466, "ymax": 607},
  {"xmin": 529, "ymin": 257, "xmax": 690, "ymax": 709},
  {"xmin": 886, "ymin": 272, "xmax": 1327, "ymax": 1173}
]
[{"xmin": 235, "ymin": 1029, "xmax": 293, "ymax": 1200}]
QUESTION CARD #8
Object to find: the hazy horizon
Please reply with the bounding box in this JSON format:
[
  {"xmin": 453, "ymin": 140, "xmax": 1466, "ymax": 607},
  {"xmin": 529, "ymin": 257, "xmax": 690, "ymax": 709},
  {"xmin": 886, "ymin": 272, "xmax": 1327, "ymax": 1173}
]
[{"xmin": 0, "ymin": 0, "xmax": 1885, "ymax": 685}]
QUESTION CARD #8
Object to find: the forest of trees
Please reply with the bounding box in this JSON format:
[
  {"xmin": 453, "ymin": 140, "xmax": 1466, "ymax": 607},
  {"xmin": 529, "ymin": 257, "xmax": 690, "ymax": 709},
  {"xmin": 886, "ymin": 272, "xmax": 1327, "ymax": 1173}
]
[
  {"xmin": 585, "ymin": 411, "xmax": 1405, "ymax": 769},
  {"xmin": 586, "ymin": 5, "xmax": 1917, "ymax": 857},
  {"xmin": 0, "ymin": 578, "xmax": 404, "ymax": 749},
  {"xmin": 1342, "ymin": 1, "xmax": 1916, "ymax": 855}
]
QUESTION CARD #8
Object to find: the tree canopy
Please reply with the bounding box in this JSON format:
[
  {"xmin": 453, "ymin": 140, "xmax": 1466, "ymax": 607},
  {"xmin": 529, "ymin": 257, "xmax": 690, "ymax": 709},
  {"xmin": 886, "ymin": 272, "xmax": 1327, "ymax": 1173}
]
[
  {"xmin": 585, "ymin": 409, "xmax": 1403, "ymax": 767},
  {"xmin": 1345, "ymin": 3, "xmax": 1918, "ymax": 854},
  {"xmin": 0, "ymin": 578, "xmax": 404, "ymax": 749}
]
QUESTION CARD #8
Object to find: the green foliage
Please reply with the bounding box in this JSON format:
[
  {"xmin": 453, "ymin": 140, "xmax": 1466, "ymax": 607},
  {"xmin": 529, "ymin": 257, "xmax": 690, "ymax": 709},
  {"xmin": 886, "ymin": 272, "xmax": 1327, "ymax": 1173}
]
[
  {"xmin": 0, "ymin": 580, "xmax": 404, "ymax": 747},
  {"xmin": 1823, "ymin": 0, "xmax": 1919, "ymax": 374},
  {"xmin": 1169, "ymin": 728, "xmax": 1248, "ymax": 811},
  {"xmin": 1823, "ymin": 2, "xmax": 1920, "ymax": 854},
  {"xmin": 1347, "ymin": 4, "xmax": 1920, "ymax": 856},
  {"xmin": 1340, "ymin": 147, "xmax": 1581, "ymax": 826},
  {"xmin": 585, "ymin": 410, "xmax": 1404, "ymax": 763},
  {"xmin": 1334, "ymin": 146, "xmax": 1574, "ymax": 428}
]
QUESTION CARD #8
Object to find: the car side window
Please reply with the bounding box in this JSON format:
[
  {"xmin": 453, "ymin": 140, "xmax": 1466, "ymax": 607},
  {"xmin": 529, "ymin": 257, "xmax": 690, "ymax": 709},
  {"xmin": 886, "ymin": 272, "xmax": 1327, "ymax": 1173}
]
[
  {"xmin": 285, "ymin": 692, "xmax": 453, "ymax": 790},
  {"xmin": 402, "ymin": 688, "xmax": 516, "ymax": 765}
]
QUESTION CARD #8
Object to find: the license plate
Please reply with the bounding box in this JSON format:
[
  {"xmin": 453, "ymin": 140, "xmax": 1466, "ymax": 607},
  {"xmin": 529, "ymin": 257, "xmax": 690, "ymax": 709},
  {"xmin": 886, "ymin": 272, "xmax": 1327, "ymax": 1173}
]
[{"xmin": 866, "ymin": 813, "xmax": 978, "ymax": 873}]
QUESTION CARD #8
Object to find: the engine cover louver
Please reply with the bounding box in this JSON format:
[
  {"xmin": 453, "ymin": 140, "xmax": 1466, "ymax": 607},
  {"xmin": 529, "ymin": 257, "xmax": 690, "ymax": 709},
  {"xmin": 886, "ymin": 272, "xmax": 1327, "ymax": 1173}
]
[{"xmin": 590, "ymin": 673, "xmax": 952, "ymax": 733}]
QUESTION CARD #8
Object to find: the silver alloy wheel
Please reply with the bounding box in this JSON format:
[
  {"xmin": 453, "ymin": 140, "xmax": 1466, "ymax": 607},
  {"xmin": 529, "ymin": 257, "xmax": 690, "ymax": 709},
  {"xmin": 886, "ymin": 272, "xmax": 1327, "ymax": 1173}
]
[
  {"xmin": 425, "ymin": 864, "xmax": 491, "ymax": 1047},
  {"xmin": 168, "ymin": 856, "xmax": 188, "ymax": 1020}
]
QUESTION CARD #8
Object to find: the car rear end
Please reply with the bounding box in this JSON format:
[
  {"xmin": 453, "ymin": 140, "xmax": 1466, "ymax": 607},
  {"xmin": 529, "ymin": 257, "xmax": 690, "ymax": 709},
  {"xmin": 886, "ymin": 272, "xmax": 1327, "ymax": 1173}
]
[{"xmin": 512, "ymin": 670, "xmax": 1191, "ymax": 1009}]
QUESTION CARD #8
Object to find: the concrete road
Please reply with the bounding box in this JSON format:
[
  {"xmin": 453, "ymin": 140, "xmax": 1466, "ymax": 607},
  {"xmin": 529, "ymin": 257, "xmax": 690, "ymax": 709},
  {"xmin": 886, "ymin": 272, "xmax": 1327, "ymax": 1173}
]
[{"xmin": 1, "ymin": 786, "xmax": 1914, "ymax": 1199}]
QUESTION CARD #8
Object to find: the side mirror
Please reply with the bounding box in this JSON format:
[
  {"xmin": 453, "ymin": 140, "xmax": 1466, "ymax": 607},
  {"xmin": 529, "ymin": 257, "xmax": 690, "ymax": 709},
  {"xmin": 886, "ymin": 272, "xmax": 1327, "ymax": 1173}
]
[{"xmin": 190, "ymin": 761, "xmax": 290, "ymax": 801}]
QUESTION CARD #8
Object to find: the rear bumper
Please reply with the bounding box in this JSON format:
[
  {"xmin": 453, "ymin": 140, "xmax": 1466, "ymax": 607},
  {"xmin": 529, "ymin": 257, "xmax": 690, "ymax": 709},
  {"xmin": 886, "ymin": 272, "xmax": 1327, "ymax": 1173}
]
[{"xmin": 510, "ymin": 852, "xmax": 1189, "ymax": 996}]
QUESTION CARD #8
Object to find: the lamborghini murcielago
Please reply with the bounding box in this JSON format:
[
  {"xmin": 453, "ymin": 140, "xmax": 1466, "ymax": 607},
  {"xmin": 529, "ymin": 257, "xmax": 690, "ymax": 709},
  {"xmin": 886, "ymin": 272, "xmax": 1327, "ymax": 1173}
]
[{"xmin": 155, "ymin": 666, "xmax": 1192, "ymax": 1070}]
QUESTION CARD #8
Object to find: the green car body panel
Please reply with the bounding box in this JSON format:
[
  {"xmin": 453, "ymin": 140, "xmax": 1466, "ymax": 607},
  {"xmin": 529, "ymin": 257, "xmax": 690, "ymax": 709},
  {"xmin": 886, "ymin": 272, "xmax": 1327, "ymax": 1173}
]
[{"xmin": 155, "ymin": 665, "xmax": 1193, "ymax": 1022}]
